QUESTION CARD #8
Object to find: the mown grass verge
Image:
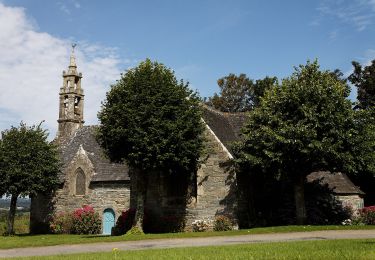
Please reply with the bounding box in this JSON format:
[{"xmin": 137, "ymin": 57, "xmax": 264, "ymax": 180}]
[
  {"xmin": 10, "ymin": 239, "xmax": 375, "ymax": 260},
  {"xmin": 0, "ymin": 225, "xmax": 375, "ymax": 249}
]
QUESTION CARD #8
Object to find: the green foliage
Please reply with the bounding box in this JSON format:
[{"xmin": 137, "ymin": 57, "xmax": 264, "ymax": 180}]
[
  {"xmin": 278, "ymin": 181, "xmax": 353, "ymax": 225},
  {"xmin": 348, "ymin": 60, "xmax": 375, "ymax": 109},
  {"xmin": 347, "ymin": 60, "xmax": 375, "ymax": 205},
  {"xmin": 97, "ymin": 59, "xmax": 204, "ymax": 231},
  {"xmin": 0, "ymin": 122, "xmax": 60, "ymax": 198},
  {"xmin": 235, "ymin": 60, "xmax": 358, "ymax": 224},
  {"xmin": 237, "ymin": 60, "xmax": 354, "ymax": 178},
  {"xmin": 125, "ymin": 226, "xmax": 144, "ymax": 235},
  {"xmin": 0, "ymin": 122, "xmax": 60, "ymax": 234},
  {"xmin": 253, "ymin": 76, "xmax": 278, "ymax": 108},
  {"xmin": 209, "ymin": 73, "xmax": 253, "ymax": 112},
  {"xmin": 97, "ymin": 59, "xmax": 204, "ymax": 174},
  {"xmin": 213, "ymin": 216, "xmax": 233, "ymax": 231},
  {"xmin": 50, "ymin": 212, "xmax": 73, "ymax": 234},
  {"xmin": 206, "ymin": 74, "xmax": 277, "ymax": 112}
]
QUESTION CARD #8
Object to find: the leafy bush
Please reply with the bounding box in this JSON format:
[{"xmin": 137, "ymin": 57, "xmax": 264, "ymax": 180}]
[
  {"xmin": 357, "ymin": 206, "xmax": 375, "ymax": 225},
  {"xmin": 192, "ymin": 219, "xmax": 211, "ymax": 232},
  {"xmin": 126, "ymin": 226, "xmax": 144, "ymax": 235},
  {"xmin": 214, "ymin": 215, "xmax": 233, "ymax": 231},
  {"xmin": 50, "ymin": 212, "xmax": 73, "ymax": 234},
  {"xmin": 50, "ymin": 206, "xmax": 101, "ymax": 235},
  {"xmin": 71, "ymin": 205, "xmax": 101, "ymax": 235},
  {"xmin": 113, "ymin": 208, "xmax": 135, "ymax": 236}
]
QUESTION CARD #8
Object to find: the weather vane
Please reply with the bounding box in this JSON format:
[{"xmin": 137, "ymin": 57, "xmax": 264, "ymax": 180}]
[{"xmin": 71, "ymin": 43, "xmax": 77, "ymax": 53}]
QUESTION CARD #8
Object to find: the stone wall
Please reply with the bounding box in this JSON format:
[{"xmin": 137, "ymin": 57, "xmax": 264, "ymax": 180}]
[
  {"xmin": 53, "ymin": 182, "xmax": 131, "ymax": 219},
  {"xmin": 336, "ymin": 195, "xmax": 364, "ymax": 213},
  {"xmin": 135, "ymin": 126, "xmax": 238, "ymax": 232},
  {"xmin": 185, "ymin": 126, "xmax": 238, "ymax": 230}
]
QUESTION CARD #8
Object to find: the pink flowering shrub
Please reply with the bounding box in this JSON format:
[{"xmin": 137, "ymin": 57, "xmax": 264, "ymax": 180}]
[
  {"xmin": 71, "ymin": 205, "xmax": 101, "ymax": 234},
  {"xmin": 50, "ymin": 212, "xmax": 73, "ymax": 234},
  {"xmin": 50, "ymin": 205, "xmax": 101, "ymax": 234},
  {"xmin": 358, "ymin": 206, "xmax": 375, "ymax": 225}
]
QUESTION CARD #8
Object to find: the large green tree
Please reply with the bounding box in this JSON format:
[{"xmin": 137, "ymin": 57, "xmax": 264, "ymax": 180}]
[
  {"xmin": 97, "ymin": 59, "xmax": 204, "ymax": 231},
  {"xmin": 348, "ymin": 59, "xmax": 375, "ymax": 109},
  {"xmin": 0, "ymin": 123, "xmax": 60, "ymax": 235},
  {"xmin": 347, "ymin": 60, "xmax": 375, "ymax": 204},
  {"xmin": 207, "ymin": 74, "xmax": 277, "ymax": 112},
  {"xmin": 236, "ymin": 61, "xmax": 356, "ymax": 225}
]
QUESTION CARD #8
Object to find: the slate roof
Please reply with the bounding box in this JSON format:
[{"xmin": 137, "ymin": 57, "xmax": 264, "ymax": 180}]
[
  {"xmin": 307, "ymin": 171, "xmax": 364, "ymax": 195},
  {"xmin": 59, "ymin": 126, "xmax": 130, "ymax": 183},
  {"xmin": 201, "ymin": 105, "xmax": 247, "ymax": 154}
]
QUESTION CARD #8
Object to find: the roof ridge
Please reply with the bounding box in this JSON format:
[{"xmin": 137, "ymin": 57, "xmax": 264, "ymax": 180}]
[{"xmin": 200, "ymin": 103, "xmax": 248, "ymax": 116}]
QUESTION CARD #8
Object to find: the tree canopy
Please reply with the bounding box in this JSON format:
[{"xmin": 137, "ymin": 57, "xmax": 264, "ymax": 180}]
[
  {"xmin": 0, "ymin": 122, "xmax": 60, "ymax": 235},
  {"xmin": 206, "ymin": 73, "xmax": 277, "ymax": 112},
  {"xmin": 348, "ymin": 59, "xmax": 375, "ymax": 109},
  {"xmin": 235, "ymin": 61, "xmax": 357, "ymax": 225},
  {"xmin": 97, "ymin": 59, "xmax": 204, "ymax": 231}
]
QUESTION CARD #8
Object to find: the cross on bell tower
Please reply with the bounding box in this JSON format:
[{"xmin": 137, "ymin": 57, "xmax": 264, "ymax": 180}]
[{"xmin": 57, "ymin": 44, "xmax": 84, "ymax": 143}]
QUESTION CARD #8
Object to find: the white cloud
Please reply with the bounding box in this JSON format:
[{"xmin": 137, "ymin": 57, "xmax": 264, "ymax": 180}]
[
  {"xmin": 329, "ymin": 30, "xmax": 339, "ymax": 40},
  {"xmin": 73, "ymin": 1, "xmax": 81, "ymax": 9},
  {"xmin": 57, "ymin": 1, "xmax": 81, "ymax": 18},
  {"xmin": 57, "ymin": 2, "xmax": 70, "ymax": 15},
  {"xmin": 316, "ymin": 0, "xmax": 375, "ymax": 31},
  {"xmin": 0, "ymin": 3, "xmax": 126, "ymax": 139}
]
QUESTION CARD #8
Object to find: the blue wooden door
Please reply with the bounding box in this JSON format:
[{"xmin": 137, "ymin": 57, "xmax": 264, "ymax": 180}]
[{"xmin": 103, "ymin": 209, "xmax": 115, "ymax": 235}]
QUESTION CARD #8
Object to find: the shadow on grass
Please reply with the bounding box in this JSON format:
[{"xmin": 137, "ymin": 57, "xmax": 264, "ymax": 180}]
[
  {"xmin": 361, "ymin": 241, "xmax": 375, "ymax": 244},
  {"xmin": 80, "ymin": 235, "xmax": 111, "ymax": 238}
]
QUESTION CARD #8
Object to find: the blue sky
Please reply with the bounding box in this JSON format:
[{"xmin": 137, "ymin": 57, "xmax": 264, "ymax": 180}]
[{"xmin": 0, "ymin": 0, "xmax": 375, "ymax": 137}]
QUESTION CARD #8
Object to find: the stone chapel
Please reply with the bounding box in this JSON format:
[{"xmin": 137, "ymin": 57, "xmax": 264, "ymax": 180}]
[
  {"xmin": 30, "ymin": 48, "xmax": 364, "ymax": 234},
  {"xmin": 30, "ymin": 48, "xmax": 245, "ymax": 234}
]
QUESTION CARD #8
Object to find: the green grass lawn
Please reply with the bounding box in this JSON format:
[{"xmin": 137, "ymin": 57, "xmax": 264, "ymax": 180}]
[
  {"xmin": 0, "ymin": 225, "xmax": 375, "ymax": 249},
  {"xmin": 10, "ymin": 239, "xmax": 375, "ymax": 260},
  {"xmin": 0, "ymin": 213, "xmax": 29, "ymax": 235}
]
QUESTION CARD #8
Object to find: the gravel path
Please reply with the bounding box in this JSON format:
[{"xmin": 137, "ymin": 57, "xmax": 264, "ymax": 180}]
[{"xmin": 1, "ymin": 230, "xmax": 375, "ymax": 258}]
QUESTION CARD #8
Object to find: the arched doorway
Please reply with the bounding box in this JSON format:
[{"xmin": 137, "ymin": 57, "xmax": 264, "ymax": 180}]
[{"xmin": 103, "ymin": 208, "xmax": 115, "ymax": 235}]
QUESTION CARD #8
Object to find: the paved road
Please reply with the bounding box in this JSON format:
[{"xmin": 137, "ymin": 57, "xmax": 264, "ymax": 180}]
[{"xmin": 1, "ymin": 230, "xmax": 375, "ymax": 258}]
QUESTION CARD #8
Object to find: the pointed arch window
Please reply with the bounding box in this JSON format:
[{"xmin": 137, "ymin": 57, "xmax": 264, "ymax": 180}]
[{"xmin": 75, "ymin": 168, "xmax": 86, "ymax": 195}]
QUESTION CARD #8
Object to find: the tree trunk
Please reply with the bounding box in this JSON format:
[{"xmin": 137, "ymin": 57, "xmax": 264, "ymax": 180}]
[
  {"xmin": 133, "ymin": 170, "xmax": 147, "ymax": 231},
  {"xmin": 7, "ymin": 194, "xmax": 19, "ymax": 235},
  {"xmin": 294, "ymin": 175, "xmax": 306, "ymax": 225}
]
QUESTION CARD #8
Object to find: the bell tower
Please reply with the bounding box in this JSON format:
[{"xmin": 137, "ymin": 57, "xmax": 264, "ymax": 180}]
[{"xmin": 57, "ymin": 44, "xmax": 84, "ymax": 143}]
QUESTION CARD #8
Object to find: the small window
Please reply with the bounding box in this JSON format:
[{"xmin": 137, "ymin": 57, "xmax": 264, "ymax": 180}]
[
  {"xmin": 74, "ymin": 97, "xmax": 81, "ymax": 115},
  {"xmin": 75, "ymin": 168, "xmax": 86, "ymax": 195}
]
